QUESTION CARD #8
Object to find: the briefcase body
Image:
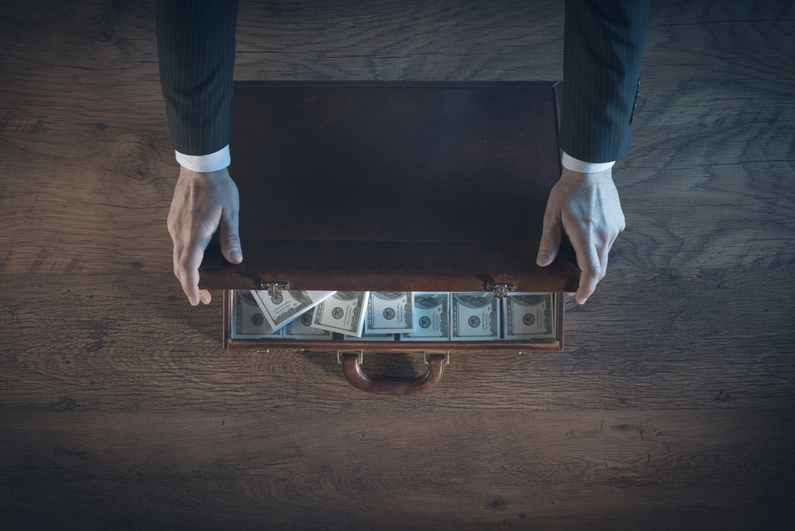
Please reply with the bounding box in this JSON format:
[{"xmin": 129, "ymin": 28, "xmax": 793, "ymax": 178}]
[{"xmin": 199, "ymin": 81, "xmax": 579, "ymax": 391}]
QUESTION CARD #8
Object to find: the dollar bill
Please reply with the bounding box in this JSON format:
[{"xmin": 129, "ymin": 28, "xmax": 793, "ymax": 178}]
[
  {"xmin": 283, "ymin": 309, "xmax": 332, "ymax": 340},
  {"xmin": 503, "ymin": 293, "xmax": 556, "ymax": 340},
  {"xmin": 231, "ymin": 290, "xmax": 282, "ymax": 338},
  {"xmin": 311, "ymin": 291, "xmax": 370, "ymax": 337},
  {"xmin": 450, "ymin": 292, "xmax": 500, "ymax": 341},
  {"xmin": 251, "ymin": 290, "xmax": 335, "ymax": 331},
  {"xmin": 401, "ymin": 292, "xmax": 450, "ymax": 341},
  {"xmin": 344, "ymin": 332, "xmax": 395, "ymax": 341},
  {"xmin": 365, "ymin": 292, "xmax": 414, "ymax": 333}
]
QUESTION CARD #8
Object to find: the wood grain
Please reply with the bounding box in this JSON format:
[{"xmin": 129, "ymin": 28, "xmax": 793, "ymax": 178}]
[
  {"xmin": 1, "ymin": 269, "xmax": 793, "ymax": 414},
  {"xmin": 1, "ymin": 0, "xmax": 794, "ymax": 529},
  {"xmin": 2, "ymin": 409, "xmax": 792, "ymax": 531},
  {"xmin": 1, "ymin": 0, "xmax": 794, "ymax": 274}
]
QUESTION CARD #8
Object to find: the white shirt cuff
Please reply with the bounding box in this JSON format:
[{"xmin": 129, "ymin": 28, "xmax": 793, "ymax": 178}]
[
  {"xmin": 175, "ymin": 145, "xmax": 231, "ymax": 173},
  {"xmin": 561, "ymin": 152, "xmax": 615, "ymax": 173}
]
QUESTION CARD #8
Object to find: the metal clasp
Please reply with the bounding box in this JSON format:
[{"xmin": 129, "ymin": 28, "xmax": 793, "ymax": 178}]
[
  {"xmin": 485, "ymin": 282, "xmax": 515, "ymax": 298},
  {"xmin": 258, "ymin": 280, "xmax": 290, "ymax": 297},
  {"xmin": 424, "ymin": 351, "xmax": 450, "ymax": 365},
  {"xmin": 337, "ymin": 350, "xmax": 364, "ymax": 365}
]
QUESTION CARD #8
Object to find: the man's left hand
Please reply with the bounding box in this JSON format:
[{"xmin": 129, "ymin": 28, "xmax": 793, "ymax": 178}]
[{"xmin": 536, "ymin": 167, "xmax": 626, "ymax": 304}]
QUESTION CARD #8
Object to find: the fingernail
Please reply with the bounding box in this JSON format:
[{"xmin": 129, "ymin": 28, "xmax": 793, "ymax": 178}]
[
  {"xmin": 537, "ymin": 253, "xmax": 549, "ymax": 264},
  {"xmin": 189, "ymin": 297, "xmax": 198, "ymax": 306},
  {"xmin": 230, "ymin": 249, "xmax": 242, "ymax": 260},
  {"xmin": 578, "ymin": 297, "xmax": 588, "ymax": 305}
]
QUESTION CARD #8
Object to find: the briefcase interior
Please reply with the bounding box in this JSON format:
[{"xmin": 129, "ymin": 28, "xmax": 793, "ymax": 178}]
[{"xmin": 198, "ymin": 81, "xmax": 579, "ymax": 353}]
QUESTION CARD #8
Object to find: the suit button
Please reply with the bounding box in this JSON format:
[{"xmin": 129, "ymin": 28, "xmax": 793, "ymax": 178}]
[
  {"xmin": 633, "ymin": 102, "xmax": 638, "ymax": 110},
  {"xmin": 629, "ymin": 112, "xmax": 636, "ymax": 125}
]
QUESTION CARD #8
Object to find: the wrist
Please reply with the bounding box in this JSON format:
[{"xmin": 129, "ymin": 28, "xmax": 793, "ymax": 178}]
[
  {"xmin": 178, "ymin": 165, "xmax": 230, "ymax": 184},
  {"xmin": 561, "ymin": 165, "xmax": 612, "ymax": 184}
]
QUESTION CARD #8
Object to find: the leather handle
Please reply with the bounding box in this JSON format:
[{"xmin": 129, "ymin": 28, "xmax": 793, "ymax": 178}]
[{"xmin": 341, "ymin": 353, "xmax": 446, "ymax": 395}]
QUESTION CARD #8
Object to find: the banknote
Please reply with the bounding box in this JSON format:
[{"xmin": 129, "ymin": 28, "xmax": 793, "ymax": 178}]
[
  {"xmin": 231, "ymin": 290, "xmax": 282, "ymax": 338},
  {"xmin": 503, "ymin": 293, "xmax": 556, "ymax": 340},
  {"xmin": 311, "ymin": 291, "xmax": 370, "ymax": 337},
  {"xmin": 344, "ymin": 331, "xmax": 395, "ymax": 341},
  {"xmin": 283, "ymin": 310, "xmax": 332, "ymax": 340},
  {"xmin": 450, "ymin": 292, "xmax": 500, "ymax": 341},
  {"xmin": 401, "ymin": 292, "xmax": 450, "ymax": 341},
  {"xmin": 251, "ymin": 290, "xmax": 335, "ymax": 331},
  {"xmin": 365, "ymin": 292, "xmax": 414, "ymax": 333}
]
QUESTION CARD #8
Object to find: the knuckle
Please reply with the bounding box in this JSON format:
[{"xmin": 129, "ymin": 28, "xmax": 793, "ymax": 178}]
[
  {"xmin": 191, "ymin": 216, "xmax": 216, "ymax": 238},
  {"xmin": 540, "ymin": 235, "xmax": 557, "ymax": 247},
  {"xmin": 177, "ymin": 258, "xmax": 194, "ymax": 277},
  {"xmin": 222, "ymin": 235, "xmax": 241, "ymax": 247},
  {"xmin": 583, "ymin": 266, "xmax": 601, "ymax": 280},
  {"xmin": 166, "ymin": 219, "xmax": 178, "ymax": 238}
]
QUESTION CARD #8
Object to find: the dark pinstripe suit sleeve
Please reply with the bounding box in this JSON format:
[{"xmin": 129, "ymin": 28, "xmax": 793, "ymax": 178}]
[
  {"xmin": 156, "ymin": 0, "xmax": 239, "ymax": 156},
  {"xmin": 559, "ymin": 0, "xmax": 651, "ymax": 163}
]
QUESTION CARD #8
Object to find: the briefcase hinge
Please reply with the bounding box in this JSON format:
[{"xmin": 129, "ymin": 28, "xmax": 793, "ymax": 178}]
[
  {"xmin": 485, "ymin": 282, "xmax": 514, "ymax": 298},
  {"xmin": 258, "ymin": 280, "xmax": 290, "ymax": 297}
]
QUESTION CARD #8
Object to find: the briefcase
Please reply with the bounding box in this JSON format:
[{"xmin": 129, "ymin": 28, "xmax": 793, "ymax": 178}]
[{"xmin": 199, "ymin": 81, "xmax": 580, "ymax": 394}]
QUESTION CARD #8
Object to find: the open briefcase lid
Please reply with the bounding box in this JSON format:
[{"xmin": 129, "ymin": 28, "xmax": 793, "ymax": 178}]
[{"xmin": 199, "ymin": 81, "xmax": 580, "ymax": 294}]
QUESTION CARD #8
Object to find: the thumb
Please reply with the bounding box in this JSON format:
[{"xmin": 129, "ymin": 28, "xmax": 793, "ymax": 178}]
[
  {"xmin": 220, "ymin": 207, "xmax": 243, "ymax": 264},
  {"xmin": 536, "ymin": 209, "xmax": 561, "ymax": 267}
]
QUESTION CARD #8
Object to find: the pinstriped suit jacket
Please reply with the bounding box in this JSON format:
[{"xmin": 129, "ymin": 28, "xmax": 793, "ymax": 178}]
[{"xmin": 157, "ymin": 0, "xmax": 650, "ymax": 164}]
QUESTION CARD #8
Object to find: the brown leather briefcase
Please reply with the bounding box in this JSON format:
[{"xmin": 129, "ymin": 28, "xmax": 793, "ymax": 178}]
[{"xmin": 199, "ymin": 81, "xmax": 579, "ymax": 394}]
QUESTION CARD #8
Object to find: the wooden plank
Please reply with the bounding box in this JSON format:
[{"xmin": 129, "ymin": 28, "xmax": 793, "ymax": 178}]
[
  {"xmin": 1, "ymin": 0, "xmax": 794, "ymax": 529},
  {"xmin": 1, "ymin": 120, "xmax": 793, "ymax": 274},
  {"xmin": 1, "ymin": 269, "xmax": 793, "ymax": 413},
  {"xmin": 1, "ymin": 2, "xmax": 793, "ymax": 275},
  {"xmin": 1, "ymin": 409, "xmax": 793, "ymax": 530}
]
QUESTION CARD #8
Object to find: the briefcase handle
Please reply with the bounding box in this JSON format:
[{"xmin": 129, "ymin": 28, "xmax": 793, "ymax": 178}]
[{"xmin": 340, "ymin": 352, "xmax": 447, "ymax": 395}]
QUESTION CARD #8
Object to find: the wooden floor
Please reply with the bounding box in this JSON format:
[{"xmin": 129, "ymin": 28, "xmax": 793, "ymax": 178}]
[{"xmin": 1, "ymin": 1, "xmax": 794, "ymax": 529}]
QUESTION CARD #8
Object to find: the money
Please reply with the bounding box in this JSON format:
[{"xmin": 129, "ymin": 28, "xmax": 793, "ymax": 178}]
[
  {"xmin": 231, "ymin": 290, "xmax": 282, "ymax": 338},
  {"xmin": 450, "ymin": 293, "xmax": 500, "ymax": 341},
  {"xmin": 344, "ymin": 332, "xmax": 395, "ymax": 341},
  {"xmin": 503, "ymin": 294, "xmax": 556, "ymax": 340},
  {"xmin": 311, "ymin": 291, "xmax": 370, "ymax": 337},
  {"xmin": 401, "ymin": 292, "xmax": 450, "ymax": 341},
  {"xmin": 251, "ymin": 290, "xmax": 335, "ymax": 331},
  {"xmin": 365, "ymin": 292, "xmax": 414, "ymax": 333},
  {"xmin": 283, "ymin": 310, "xmax": 332, "ymax": 340}
]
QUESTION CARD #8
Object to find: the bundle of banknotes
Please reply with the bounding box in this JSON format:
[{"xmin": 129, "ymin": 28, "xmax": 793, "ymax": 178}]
[{"xmin": 231, "ymin": 290, "xmax": 556, "ymax": 341}]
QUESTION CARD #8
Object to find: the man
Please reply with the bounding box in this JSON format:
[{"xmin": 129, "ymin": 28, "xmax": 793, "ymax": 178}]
[{"xmin": 157, "ymin": 0, "xmax": 651, "ymax": 306}]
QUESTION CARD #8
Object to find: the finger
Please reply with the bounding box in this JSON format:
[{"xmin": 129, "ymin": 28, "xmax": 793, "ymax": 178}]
[
  {"xmin": 575, "ymin": 242, "xmax": 601, "ymax": 305},
  {"xmin": 172, "ymin": 235, "xmax": 182, "ymax": 282},
  {"xmin": 598, "ymin": 246, "xmax": 610, "ymax": 282},
  {"xmin": 178, "ymin": 233, "xmax": 213, "ymax": 306},
  {"xmin": 199, "ymin": 289, "xmax": 212, "ymax": 305},
  {"xmin": 597, "ymin": 233, "xmax": 616, "ymax": 282},
  {"xmin": 219, "ymin": 204, "xmax": 242, "ymax": 264},
  {"xmin": 536, "ymin": 205, "xmax": 562, "ymax": 267}
]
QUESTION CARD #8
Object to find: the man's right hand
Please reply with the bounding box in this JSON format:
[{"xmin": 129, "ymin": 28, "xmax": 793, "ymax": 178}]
[{"xmin": 167, "ymin": 166, "xmax": 242, "ymax": 306}]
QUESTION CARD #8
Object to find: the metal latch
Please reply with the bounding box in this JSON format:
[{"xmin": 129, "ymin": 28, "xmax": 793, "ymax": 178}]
[
  {"xmin": 485, "ymin": 282, "xmax": 515, "ymax": 298},
  {"xmin": 424, "ymin": 351, "xmax": 450, "ymax": 365},
  {"xmin": 258, "ymin": 280, "xmax": 290, "ymax": 297},
  {"xmin": 337, "ymin": 350, "xmax": 363, "ymax": 364}
]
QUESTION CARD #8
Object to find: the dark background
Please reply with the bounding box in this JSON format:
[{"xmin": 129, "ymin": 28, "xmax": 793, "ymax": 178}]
[{"xmin": 1, "ymin": 1, "xmax": 793, "ymax": 529}]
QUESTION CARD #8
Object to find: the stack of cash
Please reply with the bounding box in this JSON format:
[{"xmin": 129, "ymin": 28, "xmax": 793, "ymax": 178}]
[{"xmin": 231, "ymin": 290, "xmax": 556, "ymax": 341}]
